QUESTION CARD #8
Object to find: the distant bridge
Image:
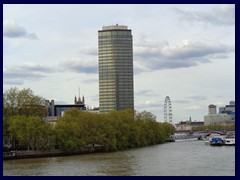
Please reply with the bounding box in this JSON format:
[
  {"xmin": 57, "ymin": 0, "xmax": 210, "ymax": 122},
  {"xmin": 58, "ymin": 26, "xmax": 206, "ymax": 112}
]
[
  {"xmin": 168, "ymin": 130, "xmax": 235, "ymax": 141},
  {"xmin": 175, "ymin": 130, "xmax": 234, "ymax": 135}
]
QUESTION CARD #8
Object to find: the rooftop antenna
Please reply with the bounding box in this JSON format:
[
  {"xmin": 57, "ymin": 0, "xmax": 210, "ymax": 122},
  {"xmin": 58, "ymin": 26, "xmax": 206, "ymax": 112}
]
[{"xmin": 79, "ymin": 87, "xmax": 80, "ymax": 98}]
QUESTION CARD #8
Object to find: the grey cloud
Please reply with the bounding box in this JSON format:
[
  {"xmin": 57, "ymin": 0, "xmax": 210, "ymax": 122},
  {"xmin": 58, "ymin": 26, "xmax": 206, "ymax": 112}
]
[
  {"xmin": 59, "ymin": 59, "xmax": 98, "ymax": 74},
  {"xmin": 3, "ymin": 20, "xmax": 38, "ymax": 39},
  {"xmin": 211, "ymin": 54, "xmax": 229, "ymax": 59},
  {"xmin": 184, "ymin": 95, "xmax": 208, "ymax": 101},
  {"xmin": 134, "ymin": 40, "xmax": 234, "ymax": 72},
  {"xmin": 4, "ymin": 72, "xmax": 46, "ymax": 79},
  {"xmin": 80, "ymin": 47, "xmax": 98, "ymax": 56},
  {"xmin": 27, "ymin": 33, "xmax": 38, "ymax": 40},
  {"xmin": 15, "ymin": 63, "xmax": 53, "ymax": 73},
  {"xmin": 173, "ymin": 100, "xmax": 191, "ymax": 104},
  {"xmin": 146, "ymin": 103, "xmax": 163, "ymax": 108},
  {"xmin": 3, "ymin": 63, "xmax": 53, "ymax": 85},
  {"xmin": 174, "ymin": 5, "xmax": 235, "ymax": 26},
  {"xmin": 135, "ymin": 40, "xmax": 233, "ymax": 59},
  {"xmin": 3, "ymin": 79, "xmax": 24, "ymax": 85},
  {"xmin": 135, "ymin": 100, "xmax": 164, "ymax": 109},
  {"xmin": 136, "ymin": 103, "xmax": 163, "ymax": 109},
  {"xmin": 135, "ymin": 90, "xmax": 158, "ymax": 97},
  {"xmin": 3, "ymin": 21, "xmax": 26, "ymax": 38},
  {"xmin": 133, "ymin": 62, "xmax": 151, "ymax": 74},
  {"xmin": 135, "ymin": 103, "xmax": 163, "ymax": 109},
  {"xmin": 183, "ymin": 105, "xmax": 206, "ymax": 112}
]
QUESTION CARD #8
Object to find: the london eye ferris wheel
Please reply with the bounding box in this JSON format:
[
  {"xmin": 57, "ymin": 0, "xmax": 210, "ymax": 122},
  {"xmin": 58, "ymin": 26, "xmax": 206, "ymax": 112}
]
[{"xmin": 164, "ymin": 96, "xmax": 173, "ymax": 124}]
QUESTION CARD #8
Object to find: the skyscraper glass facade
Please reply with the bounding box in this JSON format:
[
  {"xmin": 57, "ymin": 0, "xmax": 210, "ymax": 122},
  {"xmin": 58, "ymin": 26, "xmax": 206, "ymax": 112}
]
[{"xmin": 98, "ymin": 25, "xmax": 134, "ymax": 113}]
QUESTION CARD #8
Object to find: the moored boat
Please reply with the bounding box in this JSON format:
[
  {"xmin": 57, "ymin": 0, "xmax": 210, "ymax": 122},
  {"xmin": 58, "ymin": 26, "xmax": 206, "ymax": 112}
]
[
  {"xmin": 204, "ymin": 132, "xmax": 235, "ymax": 146},
  {"xmin": 209, "ymin": 136, "xmax": 225, "ymax": 146},
  {"xmin": 224, "ymin": 135, "xmax": 235, "ymax": 146}
]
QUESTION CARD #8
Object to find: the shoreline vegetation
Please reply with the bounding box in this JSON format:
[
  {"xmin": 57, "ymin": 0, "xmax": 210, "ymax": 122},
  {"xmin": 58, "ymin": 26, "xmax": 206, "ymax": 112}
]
[
  {"xmin": 3, "ymin": 87, "xmax": 175, "ymax": 160},
  {"xmin": 192, "ymin": 124, "xmax": 235, "ymax": 131},
  {"xmin": 4, "ymin": 109, "xmax": 175, "ymax": 160},
  {"xmin": 3, "ymin": 141, "xmax": 170, "ymax": 161},
  {"xmin": 3, "ymin": 149, "xmax": 102, "ymax": 160},
  {"xmin": 3, "ymin": 88, "xmax": 234, "ymax": 161}
]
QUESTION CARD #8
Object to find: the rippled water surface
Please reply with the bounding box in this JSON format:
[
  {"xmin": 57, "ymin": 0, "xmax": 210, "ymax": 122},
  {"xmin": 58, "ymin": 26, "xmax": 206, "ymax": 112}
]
[{"xmin": 3, "ymin": 140, "xmax": 235, "ymax": 176}]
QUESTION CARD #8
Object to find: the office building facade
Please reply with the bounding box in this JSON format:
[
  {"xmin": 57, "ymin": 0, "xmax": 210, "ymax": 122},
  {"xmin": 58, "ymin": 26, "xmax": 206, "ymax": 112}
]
[
  {"xmin": 219, "ymin": 100, "xmax": 235, "ymax": 120},
  {"xmin": 98, "ymin": 25, "xmax": 134, "ymax": 112},
  {"xmin": 208, "ymin": 104, "xmax": 217, "ymax": 115},
  {"xmin": 204, "ymin": 101, "xmax": 235, "ymax": 125},
  {"xmin": 45, "ymin": 98, "xmax": 86, "ymax": 117}
]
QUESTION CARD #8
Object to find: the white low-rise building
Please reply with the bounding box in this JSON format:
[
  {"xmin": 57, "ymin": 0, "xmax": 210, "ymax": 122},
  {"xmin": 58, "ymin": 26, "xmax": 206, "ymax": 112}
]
[{"xmin": 204, "ymin": 114, "xmax": 233, "ymax": 125}]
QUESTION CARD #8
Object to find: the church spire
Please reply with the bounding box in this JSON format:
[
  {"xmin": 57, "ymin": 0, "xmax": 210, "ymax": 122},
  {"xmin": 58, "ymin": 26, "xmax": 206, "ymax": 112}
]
[
  {"xmin": 78, "ymin": 87, "xmax": 81, "ymax": 102},
  {"xmin": 74, "ymin": 95, "xmax": 77, "ymax": 104},
  {"xmin": 82, "ymin": 95, "xmax": 85, "ymax": 104}
]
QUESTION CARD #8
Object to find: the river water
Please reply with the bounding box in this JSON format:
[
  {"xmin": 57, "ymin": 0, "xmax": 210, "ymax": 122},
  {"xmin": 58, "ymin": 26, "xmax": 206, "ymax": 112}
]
[{"xmin": 3, "ymin": 140, "xmax": 235, "ymax": 176}]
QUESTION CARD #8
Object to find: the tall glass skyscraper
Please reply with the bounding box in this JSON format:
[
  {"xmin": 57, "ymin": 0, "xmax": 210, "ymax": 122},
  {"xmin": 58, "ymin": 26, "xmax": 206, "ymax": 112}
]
[{"xmin": 98, "ymin": 25, "xmax": 134, "ymax": 113}]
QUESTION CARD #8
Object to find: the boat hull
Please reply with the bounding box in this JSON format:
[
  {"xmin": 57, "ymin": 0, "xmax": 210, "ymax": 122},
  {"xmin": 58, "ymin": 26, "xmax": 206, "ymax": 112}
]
[
  {"xmin": 210, "ymin": 137, "xmax": 224, "ymax": 146},
  {"xmin": 224, "ymin": 138, "xmax": 235, "ymax": 146}
]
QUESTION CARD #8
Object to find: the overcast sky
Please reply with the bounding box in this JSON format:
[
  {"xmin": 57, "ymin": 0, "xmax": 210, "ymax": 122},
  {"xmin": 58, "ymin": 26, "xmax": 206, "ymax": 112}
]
[{"xmin": 3, "ymin": 4, "xmax": 235, "ymax": 123}]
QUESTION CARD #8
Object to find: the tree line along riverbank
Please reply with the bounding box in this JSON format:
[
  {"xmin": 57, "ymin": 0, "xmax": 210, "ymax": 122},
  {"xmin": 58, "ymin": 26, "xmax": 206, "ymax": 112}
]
[
  {"xmin": 3, "ymin": 88, "xmax": 175, "ymax": 158},
  {"xmin": 4, "ymin": 109, "xmax": 175, "ymax": 155}
]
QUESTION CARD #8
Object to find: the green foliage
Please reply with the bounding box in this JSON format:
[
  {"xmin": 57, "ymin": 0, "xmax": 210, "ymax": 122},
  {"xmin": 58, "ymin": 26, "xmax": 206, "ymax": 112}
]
[
  {"xmin": 55, "ymin": 109, "xmax": 175, "ymax": 153},
  {"xmin": 3, "ymin": 88, "xmax": 175, "ymax": 153},
  {"xmin": 55, "ymin": 119, "xmax": 84, "ymax": 152},
  {"xmin": 192, "ymin": 124, "xmax": 235, "ymax": 131},
  {"xmin": 3, "ymin": 87, "xmax": 47, "ymax": 126},
  {"xmin": 8, "ymin": 116, "xmax": 55, "ymax": 150}
]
